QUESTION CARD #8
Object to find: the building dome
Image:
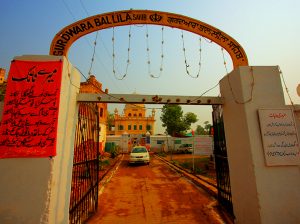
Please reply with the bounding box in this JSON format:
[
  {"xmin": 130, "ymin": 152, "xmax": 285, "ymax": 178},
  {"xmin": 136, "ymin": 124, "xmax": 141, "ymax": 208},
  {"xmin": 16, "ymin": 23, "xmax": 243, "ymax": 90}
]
[
  {"xmin": 124, "ymin": 92, "xmax": 145, "ymax": 110},
  {"xmin": 124, "ymin": 104, "xmax": 145, "ymax": 110}
]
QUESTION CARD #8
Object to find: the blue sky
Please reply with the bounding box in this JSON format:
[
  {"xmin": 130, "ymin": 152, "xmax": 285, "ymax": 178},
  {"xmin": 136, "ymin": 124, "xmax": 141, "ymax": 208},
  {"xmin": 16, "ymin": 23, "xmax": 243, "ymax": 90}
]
[{"xmin": 1, "ymin": 0, "xmax": 299, "ymax": 134}]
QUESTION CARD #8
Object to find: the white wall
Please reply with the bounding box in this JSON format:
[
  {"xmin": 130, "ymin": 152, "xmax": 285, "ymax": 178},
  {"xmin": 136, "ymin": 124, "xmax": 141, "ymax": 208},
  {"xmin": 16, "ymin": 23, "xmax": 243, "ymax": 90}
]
[
  {"xmin": 220, "ymin": 66, "xmax": 300, "ymax": 224},
  {"xmin": 99, "ymin": 123, "xmax": 107, "ymax": 151}
]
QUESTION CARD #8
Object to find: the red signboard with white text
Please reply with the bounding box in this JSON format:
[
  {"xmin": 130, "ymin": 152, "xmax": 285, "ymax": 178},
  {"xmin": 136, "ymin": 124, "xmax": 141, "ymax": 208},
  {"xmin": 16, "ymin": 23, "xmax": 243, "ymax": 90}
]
[{"xmin": 0, "ymin": 60, "xmax": 63, "ymax": 158}]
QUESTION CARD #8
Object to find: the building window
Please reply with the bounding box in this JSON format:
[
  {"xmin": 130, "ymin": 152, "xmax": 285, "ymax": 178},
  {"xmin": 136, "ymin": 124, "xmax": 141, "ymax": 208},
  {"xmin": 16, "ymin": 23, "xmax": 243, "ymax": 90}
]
[
  {"xmin": 139, "ymin": 113, "xmax": 142, "ymax": 117},
  {"xmin": 100, "ymin": 108, "xmax": 103, "ymax": 117},
  {"xmin": 134, "ymin": 125, "xmax": 137, "ymax": 130},
  {"xmin": 139, "ymin": 125, "xmax": 143, "ymax": 130},
  {"xmin": 128, "ymin": 113, "xmax": 132, "ymax": 117},
  {"xmin": 119, "ymin": 125, "xmax": 124, "ymax": 130},
  {"xmin": 128, "ymin": 125, "xmax": 131, "ymax": 130},
  {"xmin": 134, "ymin": 114, "xmax": 137, "ymax": 117},
  {"xmin": 146, "ymin": 125, "xmax": 151, "ymax": 131}
]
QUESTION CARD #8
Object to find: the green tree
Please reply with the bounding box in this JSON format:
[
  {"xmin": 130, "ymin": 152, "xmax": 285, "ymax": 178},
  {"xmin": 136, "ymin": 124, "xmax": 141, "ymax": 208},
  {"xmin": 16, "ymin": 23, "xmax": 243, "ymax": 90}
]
[
  {"xmin": 160, "ymin": 105, "xmax": 198, "ymax": 136},
  {"xmin": 204, "ymin": 121, "xmax": 212, "ymax": 134},
  {"xmin": 195, "ymin": 121, "xmax": 212, "ymax": 135},
  {"xmin": 106, "ymin": 112, "xmax": 115, "ymax": 131},
  {"xmin": 195, "ymin": 125, "xmax": 205, "ymax": 135}
]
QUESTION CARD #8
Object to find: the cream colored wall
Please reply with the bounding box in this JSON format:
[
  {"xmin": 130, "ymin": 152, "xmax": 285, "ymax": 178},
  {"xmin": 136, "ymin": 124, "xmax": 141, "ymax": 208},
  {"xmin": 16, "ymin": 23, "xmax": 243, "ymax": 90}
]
[
  {"xmin": 115, "ymin": 119, "xmax": 155, "ymax": 135},
  {"xmin": 100, "ymin": 123, "xmax": 106, "ymax": 151},
  {"xmin": 0, "ymin": 55, "xmax": 80, "ymax": 224},
  {"xmin": 220, "ymin": 66, "xmax": 300, "ymax": 224},
  {"xmin": 0, "ymin": 158, "xmax": 52, "ymax": 223}
]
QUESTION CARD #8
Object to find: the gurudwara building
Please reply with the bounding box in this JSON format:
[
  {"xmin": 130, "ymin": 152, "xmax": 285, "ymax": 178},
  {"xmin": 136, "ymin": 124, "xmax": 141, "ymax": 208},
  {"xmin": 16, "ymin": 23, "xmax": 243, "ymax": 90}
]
[
  {"xmin": 0, "ymin": 68, "xmax": 5, "ymax": 84},
  {"xmin": 113, "ymin": 103, "xmax": 156, "ymax": 137}
]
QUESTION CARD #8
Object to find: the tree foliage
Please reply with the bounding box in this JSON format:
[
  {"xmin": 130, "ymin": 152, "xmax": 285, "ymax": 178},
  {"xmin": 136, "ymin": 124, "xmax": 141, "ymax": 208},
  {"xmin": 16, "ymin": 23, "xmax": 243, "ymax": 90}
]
[
  {"xmin": 195, "ymin": 121, "xmax": 212, "ymax": 135},
  {"xmin": 106, "ymin": 112, "xmax": 115, "ymax": 131},
  {"xmin": 204, "ymin": 121, "xmax": 212, "ymax": 134},
  {"xmin": 195, "ymin": 125, "xmax": 205, "ymax": 135},
  {"xmin": 160, "ymin": 105, "xmax": 198, "ymax": 136}
]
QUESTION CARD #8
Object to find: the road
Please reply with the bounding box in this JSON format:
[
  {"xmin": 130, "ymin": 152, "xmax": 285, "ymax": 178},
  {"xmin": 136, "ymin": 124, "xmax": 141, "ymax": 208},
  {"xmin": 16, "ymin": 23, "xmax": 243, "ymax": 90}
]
[{"xmin": 87, "ymin": 154, "xmax": 224, "ymax": 224}]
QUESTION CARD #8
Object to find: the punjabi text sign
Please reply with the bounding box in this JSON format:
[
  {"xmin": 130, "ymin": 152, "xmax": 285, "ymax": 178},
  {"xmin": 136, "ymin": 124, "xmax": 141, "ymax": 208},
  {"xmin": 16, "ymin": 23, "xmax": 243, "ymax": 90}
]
[
  {"xmin": 0, "ymin": 60, "xmax": 62, "ymax": 158},
  {"xmin": 50, "ymin": 10, "xmax": 248, "ymax": 68},
  {"xmin": 258, "ymin": 108, "xmax": 300, "ymax": 166}
]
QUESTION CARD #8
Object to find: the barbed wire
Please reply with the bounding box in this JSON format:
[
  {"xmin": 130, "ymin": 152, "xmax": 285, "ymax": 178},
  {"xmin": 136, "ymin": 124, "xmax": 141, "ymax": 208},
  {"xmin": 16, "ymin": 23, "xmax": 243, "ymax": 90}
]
[
  {"xmin": 146, "ymin": 26, "xmax": 165, "ymax": 78},
  {"xmin": 181, "ymin": 31, "xmax": 202, "ymax": 78}
]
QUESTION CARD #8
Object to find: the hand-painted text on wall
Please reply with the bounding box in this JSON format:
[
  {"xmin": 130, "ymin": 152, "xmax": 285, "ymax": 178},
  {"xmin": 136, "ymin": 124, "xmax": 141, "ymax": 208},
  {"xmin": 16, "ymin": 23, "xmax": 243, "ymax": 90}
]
[{"xmin": 0, "ymin": 60, "xmax": 62, "ymax": 158}]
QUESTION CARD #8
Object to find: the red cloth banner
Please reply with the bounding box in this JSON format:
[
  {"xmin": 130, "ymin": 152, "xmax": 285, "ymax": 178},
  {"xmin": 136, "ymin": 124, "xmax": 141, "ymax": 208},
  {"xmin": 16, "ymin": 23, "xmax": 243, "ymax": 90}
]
[{"xmin": 0, "ymin": 60, "xmax": 63, "ymax": 158}]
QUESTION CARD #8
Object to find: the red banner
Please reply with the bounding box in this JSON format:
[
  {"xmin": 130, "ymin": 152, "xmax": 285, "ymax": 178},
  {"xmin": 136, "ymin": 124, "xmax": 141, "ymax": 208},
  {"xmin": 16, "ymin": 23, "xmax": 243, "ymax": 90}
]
[{"xmin": 0, "ymin": 60, "xmax": 63, "ymax": 158}]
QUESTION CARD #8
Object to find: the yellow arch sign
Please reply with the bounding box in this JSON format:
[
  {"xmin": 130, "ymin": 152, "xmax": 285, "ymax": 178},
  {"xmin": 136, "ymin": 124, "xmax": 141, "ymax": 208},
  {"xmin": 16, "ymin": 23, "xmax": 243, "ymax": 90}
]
[{"xmin": 50, "ymin": 10, "xmax": 248, "ymax": 68}]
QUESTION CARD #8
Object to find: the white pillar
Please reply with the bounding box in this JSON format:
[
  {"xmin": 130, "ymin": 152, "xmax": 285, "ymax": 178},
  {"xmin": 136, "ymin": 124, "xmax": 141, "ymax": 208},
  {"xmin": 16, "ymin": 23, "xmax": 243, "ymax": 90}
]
[
  {"xmin": 220, "ymin": 66, "xmax": 300, "ymax": 224},
  {"xmin": 48, "ymin": 56, "xmax": 80, "ymax": 224}
]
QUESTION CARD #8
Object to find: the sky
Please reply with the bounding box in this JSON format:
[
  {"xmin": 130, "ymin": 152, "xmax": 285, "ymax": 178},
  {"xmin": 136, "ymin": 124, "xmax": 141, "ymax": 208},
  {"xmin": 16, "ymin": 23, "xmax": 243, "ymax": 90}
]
[{"xmin": 1, "ymin": 0, "xmax": 299, "ymax": 134}]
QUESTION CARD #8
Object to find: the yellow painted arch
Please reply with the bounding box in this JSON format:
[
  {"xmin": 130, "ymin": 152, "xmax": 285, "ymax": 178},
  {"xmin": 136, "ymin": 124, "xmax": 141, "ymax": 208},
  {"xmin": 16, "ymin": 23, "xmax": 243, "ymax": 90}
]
[{"xmin": 50, "ymin": 10, "xmax": 248, "ymax": 68}]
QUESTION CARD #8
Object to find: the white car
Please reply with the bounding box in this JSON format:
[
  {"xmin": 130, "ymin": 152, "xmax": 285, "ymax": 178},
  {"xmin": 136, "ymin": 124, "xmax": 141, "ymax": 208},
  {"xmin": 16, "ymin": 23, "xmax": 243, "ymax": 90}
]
[
  {"xmin": 129, "ymin": 146, "xmax": 150, "ymax": 165},
  {"xmin": 177, "ymin": 144, "xmax": 193, "ymax": 154}
]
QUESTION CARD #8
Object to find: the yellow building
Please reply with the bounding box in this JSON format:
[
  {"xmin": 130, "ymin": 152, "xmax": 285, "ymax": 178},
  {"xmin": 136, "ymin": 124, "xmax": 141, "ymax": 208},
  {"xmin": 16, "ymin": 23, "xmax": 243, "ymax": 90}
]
[
  {"xmin": 0, "ymin": 68, "xmax": 5, "ymax": 84},
  {"xmin": 0, "ymin": 68, "xmax": 6, "ymax": 103},
  {"xmin": 113, "ymin": 104, "xmax": 155, "ymax": 136}
]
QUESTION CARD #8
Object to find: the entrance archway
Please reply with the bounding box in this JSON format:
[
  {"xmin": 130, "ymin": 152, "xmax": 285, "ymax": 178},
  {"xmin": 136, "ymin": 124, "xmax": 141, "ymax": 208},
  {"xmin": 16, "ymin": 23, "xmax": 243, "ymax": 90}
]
[
  {"xmin": 50, "ymin": 10, "xmax": 248, "ymax": 69},
  {"xmin": 50, "ymin": 10, "xmax": 242, "ymax": 222},
  {"xmin": 1, "ymin": 8, "xmax": 298, "ymax": 224}
]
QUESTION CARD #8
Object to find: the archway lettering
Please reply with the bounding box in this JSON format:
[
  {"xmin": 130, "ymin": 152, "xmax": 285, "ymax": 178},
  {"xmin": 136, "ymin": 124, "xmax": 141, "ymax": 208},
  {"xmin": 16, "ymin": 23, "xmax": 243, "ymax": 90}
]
[{"xmin": 50, "ymin": 10, "xmax": 248, "ymax": 68}]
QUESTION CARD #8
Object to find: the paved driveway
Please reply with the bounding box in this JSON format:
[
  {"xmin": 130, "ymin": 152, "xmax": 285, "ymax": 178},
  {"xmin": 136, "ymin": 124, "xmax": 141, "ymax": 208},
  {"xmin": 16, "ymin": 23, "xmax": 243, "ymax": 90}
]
[{"xmin": 87, "ymin": 154, "xmax": 224, "ymax": 224}]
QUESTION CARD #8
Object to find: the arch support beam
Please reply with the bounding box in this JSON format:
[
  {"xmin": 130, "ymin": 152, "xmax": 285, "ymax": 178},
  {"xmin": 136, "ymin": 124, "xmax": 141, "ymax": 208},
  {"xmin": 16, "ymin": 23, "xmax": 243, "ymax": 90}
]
[
  {"xmin": 77, "ymin": 93, "xmax": 224, "ymax": 105},
  {"xmin": 50, "ymin": 10, "xmax": 248, "ymax": 68}
]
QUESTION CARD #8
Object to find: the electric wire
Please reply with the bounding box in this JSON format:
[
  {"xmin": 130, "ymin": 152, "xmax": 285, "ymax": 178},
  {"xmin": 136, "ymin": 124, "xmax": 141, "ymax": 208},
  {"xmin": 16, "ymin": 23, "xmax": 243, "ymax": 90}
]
[
  {"xmin": 60, "ymin": 1, "xmax": 234, "ymax": 109},
  {"xmin": 221, "ymin": 48, "xmax": 229, "ymax": 74},
  {"xmin": 79, "ymin": 0, "xmax": 113, "ymax": 66},
  {"xmin": 61, "ymin": 0, "xmax": 76, "ymax": 20},
  {"xmin": 88, "ymin": 31, "xmax": 98, "ymax": 76},
  {"xmin": 278, "ymin": 66, "xmax": 295, "ymax": 107},
  {"xmin": 61, "ymin": 0, "xmax": 129, "ymax": 92},
  {"xmin": 227, "ymin": 66, "xmax": 255, "ymax": 104},
  {"xmin": 221, "ymin": 47, "xmax": 254, "ymax": 104},
  {"xmin": 76, "ymin": 67, "xmax": 160, "ymax": 110},
  {"xmin": 190, "ymin": 82, "xmax": 220, "ymax": 103},
  {"xmin": 79, "ymin": 0, "xmax": 89, "ymax": 16}
]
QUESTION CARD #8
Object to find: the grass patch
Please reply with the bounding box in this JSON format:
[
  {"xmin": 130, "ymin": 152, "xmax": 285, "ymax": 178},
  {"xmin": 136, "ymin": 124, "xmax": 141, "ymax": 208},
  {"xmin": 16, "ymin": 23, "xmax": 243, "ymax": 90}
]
[
  {"xmin": 99, "ymin": 159, "xmax": 110, "ymax": 170},
  {"xmin": 174, "ymin": 157, "xmax": 211, "ymax": 175},
  {"xmin": 157, "ymin": 152, "xmax": 167, "ymax": 157}
]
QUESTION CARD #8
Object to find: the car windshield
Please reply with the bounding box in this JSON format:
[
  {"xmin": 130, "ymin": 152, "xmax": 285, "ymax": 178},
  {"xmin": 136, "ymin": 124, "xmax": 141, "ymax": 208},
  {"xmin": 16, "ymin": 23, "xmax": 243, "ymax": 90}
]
[{"xmin": 132, "ymin": 147, "xmax": 147, "ymax": 153}]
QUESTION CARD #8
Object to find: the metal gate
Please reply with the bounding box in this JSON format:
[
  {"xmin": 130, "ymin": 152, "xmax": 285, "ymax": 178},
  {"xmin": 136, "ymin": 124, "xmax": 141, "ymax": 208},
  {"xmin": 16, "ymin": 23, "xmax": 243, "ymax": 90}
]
[
  {"xmin": 69, "ymin": 103, "xmax": 100, "ymax": 224},
  {"xmin": 212, "ymin": 105, "xmax": 234, "ymax": 217}
]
